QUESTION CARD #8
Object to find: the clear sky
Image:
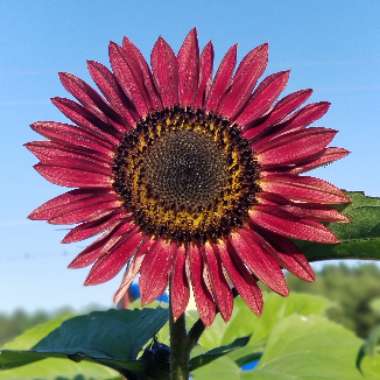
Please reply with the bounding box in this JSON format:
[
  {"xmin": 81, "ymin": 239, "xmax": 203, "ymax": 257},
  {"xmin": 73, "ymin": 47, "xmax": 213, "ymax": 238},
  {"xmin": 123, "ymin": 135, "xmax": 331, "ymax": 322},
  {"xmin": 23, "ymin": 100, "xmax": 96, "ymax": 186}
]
[{"xmin": 0, "ymin": 0, "xmax": 379, "ymax": 313}]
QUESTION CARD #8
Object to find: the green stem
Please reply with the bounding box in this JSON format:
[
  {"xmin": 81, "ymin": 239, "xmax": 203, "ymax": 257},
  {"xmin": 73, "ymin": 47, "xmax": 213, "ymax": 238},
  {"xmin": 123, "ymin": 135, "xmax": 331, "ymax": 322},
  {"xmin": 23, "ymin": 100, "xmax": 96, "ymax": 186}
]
[
  {"xmin": 187, "ymin": 319, "xmax": 205, "ymax": 353},
  {"xmin": 169, "ymin": 291, "xmax": 190, "ymax": 380}
]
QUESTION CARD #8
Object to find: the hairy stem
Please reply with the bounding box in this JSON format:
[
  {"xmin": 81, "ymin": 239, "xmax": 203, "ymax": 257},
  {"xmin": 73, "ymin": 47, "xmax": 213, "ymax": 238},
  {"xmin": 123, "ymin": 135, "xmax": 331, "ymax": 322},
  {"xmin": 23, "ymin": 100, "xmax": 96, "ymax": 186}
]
[{"xmin": 169, "ymin": 291, "xmax": 190, "ymax": 380}]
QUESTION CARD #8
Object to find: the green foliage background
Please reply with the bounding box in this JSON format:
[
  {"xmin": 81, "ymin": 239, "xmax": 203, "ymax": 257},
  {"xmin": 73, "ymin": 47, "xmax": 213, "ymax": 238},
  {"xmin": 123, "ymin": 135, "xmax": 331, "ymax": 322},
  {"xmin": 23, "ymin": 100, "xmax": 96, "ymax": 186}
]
[{"xmin": 287, "ymin": 263, "xmax": 380, "ymax": 337}]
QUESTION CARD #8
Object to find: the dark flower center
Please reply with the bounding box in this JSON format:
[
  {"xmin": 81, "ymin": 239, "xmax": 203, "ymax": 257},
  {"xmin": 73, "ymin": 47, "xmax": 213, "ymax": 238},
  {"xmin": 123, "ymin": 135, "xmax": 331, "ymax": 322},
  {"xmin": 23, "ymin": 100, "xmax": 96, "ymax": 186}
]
[
  {"xmin": 142, "ymin": 129, "xmax": 228, "ymax": 211},
  {"xmin": 113, "ymin": 107, "xmax": 260, "ymax": 244}
]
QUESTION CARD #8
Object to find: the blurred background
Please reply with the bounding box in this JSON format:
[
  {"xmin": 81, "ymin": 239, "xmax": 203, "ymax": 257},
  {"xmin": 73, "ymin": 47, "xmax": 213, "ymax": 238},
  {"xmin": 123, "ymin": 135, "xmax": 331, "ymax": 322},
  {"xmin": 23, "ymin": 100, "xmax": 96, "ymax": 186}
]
[{"xmin": 0, "ymin": 0, "xmax": 379, "ymax": 346}]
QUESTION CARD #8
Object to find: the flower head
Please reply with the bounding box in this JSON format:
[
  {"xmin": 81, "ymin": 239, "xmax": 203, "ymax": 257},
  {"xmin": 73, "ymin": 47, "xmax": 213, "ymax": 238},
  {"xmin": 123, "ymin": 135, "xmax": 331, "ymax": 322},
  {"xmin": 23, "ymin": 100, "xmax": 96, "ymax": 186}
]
[{"xmin": 27, "ymin": 28, "xmax": 349, "ymax": 326}]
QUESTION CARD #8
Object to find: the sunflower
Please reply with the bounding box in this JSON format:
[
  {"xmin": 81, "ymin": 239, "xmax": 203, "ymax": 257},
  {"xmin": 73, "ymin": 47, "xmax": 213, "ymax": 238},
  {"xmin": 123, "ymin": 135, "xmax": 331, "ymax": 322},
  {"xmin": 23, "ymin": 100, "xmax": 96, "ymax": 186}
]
[{"xmin": 27, "ymin": 28, "xmax": 349, "ymax": 326}]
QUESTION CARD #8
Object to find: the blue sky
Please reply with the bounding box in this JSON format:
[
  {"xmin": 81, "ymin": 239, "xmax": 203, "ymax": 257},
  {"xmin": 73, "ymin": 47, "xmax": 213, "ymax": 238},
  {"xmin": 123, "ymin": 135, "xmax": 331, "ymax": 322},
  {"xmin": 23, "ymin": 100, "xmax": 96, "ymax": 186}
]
[{"xmin": 0, "ymin": 1, "xmax": 379, "ymax": 312}]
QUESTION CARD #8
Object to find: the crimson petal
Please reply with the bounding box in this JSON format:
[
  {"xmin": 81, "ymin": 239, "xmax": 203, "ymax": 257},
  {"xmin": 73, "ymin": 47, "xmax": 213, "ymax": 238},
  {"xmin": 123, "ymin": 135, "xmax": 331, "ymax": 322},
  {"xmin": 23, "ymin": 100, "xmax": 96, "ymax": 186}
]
[
  {"xmin": 235, "ymin": 71, "xmax": 289, "ymax": 127},
  {"xmin": 113, "ymin": 237, "xmax": 156, "ymax": 305},
  {"xmin": 188, "ymin": 243, "xmax": 216, "ymax": 326},
  {"xmin": 261, "ymin": 232, "xmax": 315, "ymax": 281},
  {"xmin": 25, "ymin": 141, "xmax": 111, "ymax": 166},
  {"xmin": 205, "ymin": 44, "xmax": 237, "ymax": 113},
  {"xmin": 229, "ymin": 228, "xmax": 288, "ymax": 296},
  {"xmin": 242, "ymin": 88, "xmax": 312, "ymax": 139},
  {"xmin": 122, "ymin": 37, "xmax": 162, "ymax": 111},
  {"xmin": 279, "ymin": 204, "xmax": 349, "ymax": 223},
  {"xmin": 58, "ymin": 72, "xmax": 121, "ymax": 127},
  {"xmin": 31, "ymin": 121, "xmax": 112, "ymax": 157},
  {"xmin": 140, "ymin": 240, "xmax": 174, "ymax": 304},
  {"xmin": 170, "ymin": 245, "xmax": 190, "ymax": 321},
  {"xmin": 249, "ymin": 205, "xmax": 339, "ymax": 243},
  {"xmin": 193, "ymin": 41, "xmax": 214, "ymax": 108},
  {"xmin": 260, "ymin": 173, "xmax": 350, "ymax": 204},
  {"xmin": 151, "ymin": 37, "xmax": 179, "ymax": 108},
  {"xmin": 62, "ymin": 211, "xmax": 124, "ymax": 243},
  {"xmin": 256, "ymin": 127, "xmax": 337, "ymax": 166},
  {"xmin": 109, "ymin": 42, "xmax": 150, "ymax": 118},
  {"xmin": 177, "ymin": 28, "xmax": 199, "ymax": 107},
  {"xmin": 34, "ymin": 163, "xmax": 112, "ymax": 189},
  {"xmin": 29, "ymin": 146, "xmax": 111, "ymax": 177},
  {"xmin": 290, "ymin": 147, "xmax": 350, "ymax": 174},
  {"xmin": 277, "ymin": 101, "xmax": 330, "ymax": 135},
  {"xmin": 84, "ymin": 229, "xmax": 143, "ymax": 285},
  {"xmin": 203, "ymin": 242, "xmax": 233, "ymax": 321},
  {"xmin": 87, "ymin": 60, "xmax": 136, "ymax": 126},
  {"xmin": 68, "ymin": 222, "xmax": 125, "ymax": 268},
  {"xmin": 219, "ymin": 43, "xmax": 268, "ymax": 119},
  {"xmin": 49, "ymin": 200, "xmax": 120, "ymax": 225},
  {"xmin": 216, "ymin": 240, "xmax": 263, "ymax": 315},
  {"xmin": 28, "ymin": 188, "xmax": 110, "ymax": 220},
  {"xmin": 51, "ymin": 97, "xmax": 119, "ymax": 145}
]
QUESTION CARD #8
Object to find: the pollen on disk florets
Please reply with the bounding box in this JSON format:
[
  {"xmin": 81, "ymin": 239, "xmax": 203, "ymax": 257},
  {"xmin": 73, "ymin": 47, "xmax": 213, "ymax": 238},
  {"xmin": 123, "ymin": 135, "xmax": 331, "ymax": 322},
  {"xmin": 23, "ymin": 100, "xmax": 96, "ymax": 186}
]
[{"xmin": 113, "ymin": 107, "xmax": 260, "ymax": 244}]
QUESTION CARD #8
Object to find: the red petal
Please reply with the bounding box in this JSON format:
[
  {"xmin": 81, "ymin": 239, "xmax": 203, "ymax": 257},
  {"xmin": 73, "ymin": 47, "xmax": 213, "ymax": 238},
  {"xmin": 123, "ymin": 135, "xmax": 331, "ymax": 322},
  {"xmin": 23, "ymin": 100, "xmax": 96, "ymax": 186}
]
[
  {"xmin": 122, "ymin": 37, "xmax": 162, "ymax": 111},
  {"xmin": 277, "ymin": 101, "xmax": 330, "ymax": 135},
  {"xmin": 58, "ymin": 72, "xmax": 120, "ymax": 126},
  {"xmin": 49, "ymin": 199, "xmax": 120, "ymax": 225},
  {"xmin": 219, "ymin": 43, "xmax": 268, "ymax": 119},
  {"xmin": 278, "ymin": 204, "xmax": 349, "ymax": 223},
  {"xmin": 205, "ymin": 44, "xmax": 237, "ymax": 113},
  {"xmin": 203, "ymin": 242, "xmax": 233, "ymax": 321},
  {"xmin": 290, "ymin": 147, "xmax": 350, "ymax": 174},
  {"xmin": 193, "ymin": 41, "xmax": 214, "ymax": 108},
  {"xmin": 216, "ymin": 240, "xmax": 263, "ymax": 315},
  {"xmin": 31, "ymin": 121, "xmax": 112, "ymax": 157},
  {"xmin": 51, "ymin": 97, "xmax": 119, "ymax": 146},
  {"xmin": 262, "ymin": 232, "xmax": 315, "ymax": 281},
  {"xmin": 113, "ymin": 237, "xmax": 155, "ymax": 304},
  {"xmin": 260, "ymin": 174, "xmax": 350, "ymax": 204},
  {"xmin": 62, "ymin": 211, "xmax": 124, "ymax": 243},
  {"xmin": 177, "ymin": 28, "xmax": 199, "ymax": 107},
  {"xmin": 256, "ymin": 127, "xmax": 337, "ymax": 166},
  {"xmin": 235, "ymin": 71, "xmax": 289, "ymax": 127},
  {"xmin": 140, "ymin": 240, "xmax": 174, "ymax": 304},
  {"xmin": 249, "ymin": 205, "xmax": 339, "ymax": 244},
  {"xmin": 242, "ymin": 88, "xmax": 312, "ymax": 139},
  {"xmin": 34, "ymin": 163, "xmax": 112, "ymax": 189},
  {"xmin": 84, "ymin": 229, "xmax": 143, "ymax": 285},
  {"xmin": 229, "ymin": 228, "xmax": 288, "ymax": 296},
  {"xmin": 170, "ymin": 245, "xmax": 190, "ymax": 321},
  {"xmin": 25, "ymin": 140, "xmax": 111, "ymax": 166},
  {"xmin": 28, "ymin": 188, "xmax": 111, "ymax": 220},
  {"xmin": 68, "ymin": 222, "xmax": 125, "ymax": 268},
  {"xmin": 109, "ymin": 42, "xmax": 150, "ymax": 118},
  {"xmin": 87, "ymin": 60, "xmax": 136, "ymax": 126},
  {"xmin": 27, "ymin": 144, "xmax": 111, "ymax": 176},
  {"xmin": 151, "ymin": 37, "xmax": 179, "ymax": 108},
  {"xmin": 188, "ymin": 243, "xmax": 216, "ymax": 326}
]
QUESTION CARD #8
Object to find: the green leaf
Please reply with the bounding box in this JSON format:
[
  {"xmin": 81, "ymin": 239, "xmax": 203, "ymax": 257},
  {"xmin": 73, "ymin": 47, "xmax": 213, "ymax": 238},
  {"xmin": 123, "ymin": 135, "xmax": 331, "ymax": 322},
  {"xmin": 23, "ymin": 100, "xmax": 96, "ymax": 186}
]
[
  {"xmin": 0, "ymin": 308, "xmax": 168, "ymax": 378},
  {"xmin": 0, "ymin": 315, "xmax": 119, "ymax": 380},
  {"xmin": 244, "ymin": 315, "xmax": 364, "ymax": 380},
  {"xmin": 34, "ymin": 308, "xmax": 168, "ymax": 361},
  {"xmin": 301, "ymin": 191, "xmax": 380, "ymax": 262},
  {"xmin": 192, "ymin": 356, "xmax": 241, "ymax": 380},
  {"xmin": 189, "ymin": 336, "xmax": 250, "ymax": 371},
  {"xmin": 199, "ymin": 293, "xmax": 330, "ymax": 351},
  {"xmin": 193, "ymin": 292, "xmax": 330, "ymax": 371}
]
